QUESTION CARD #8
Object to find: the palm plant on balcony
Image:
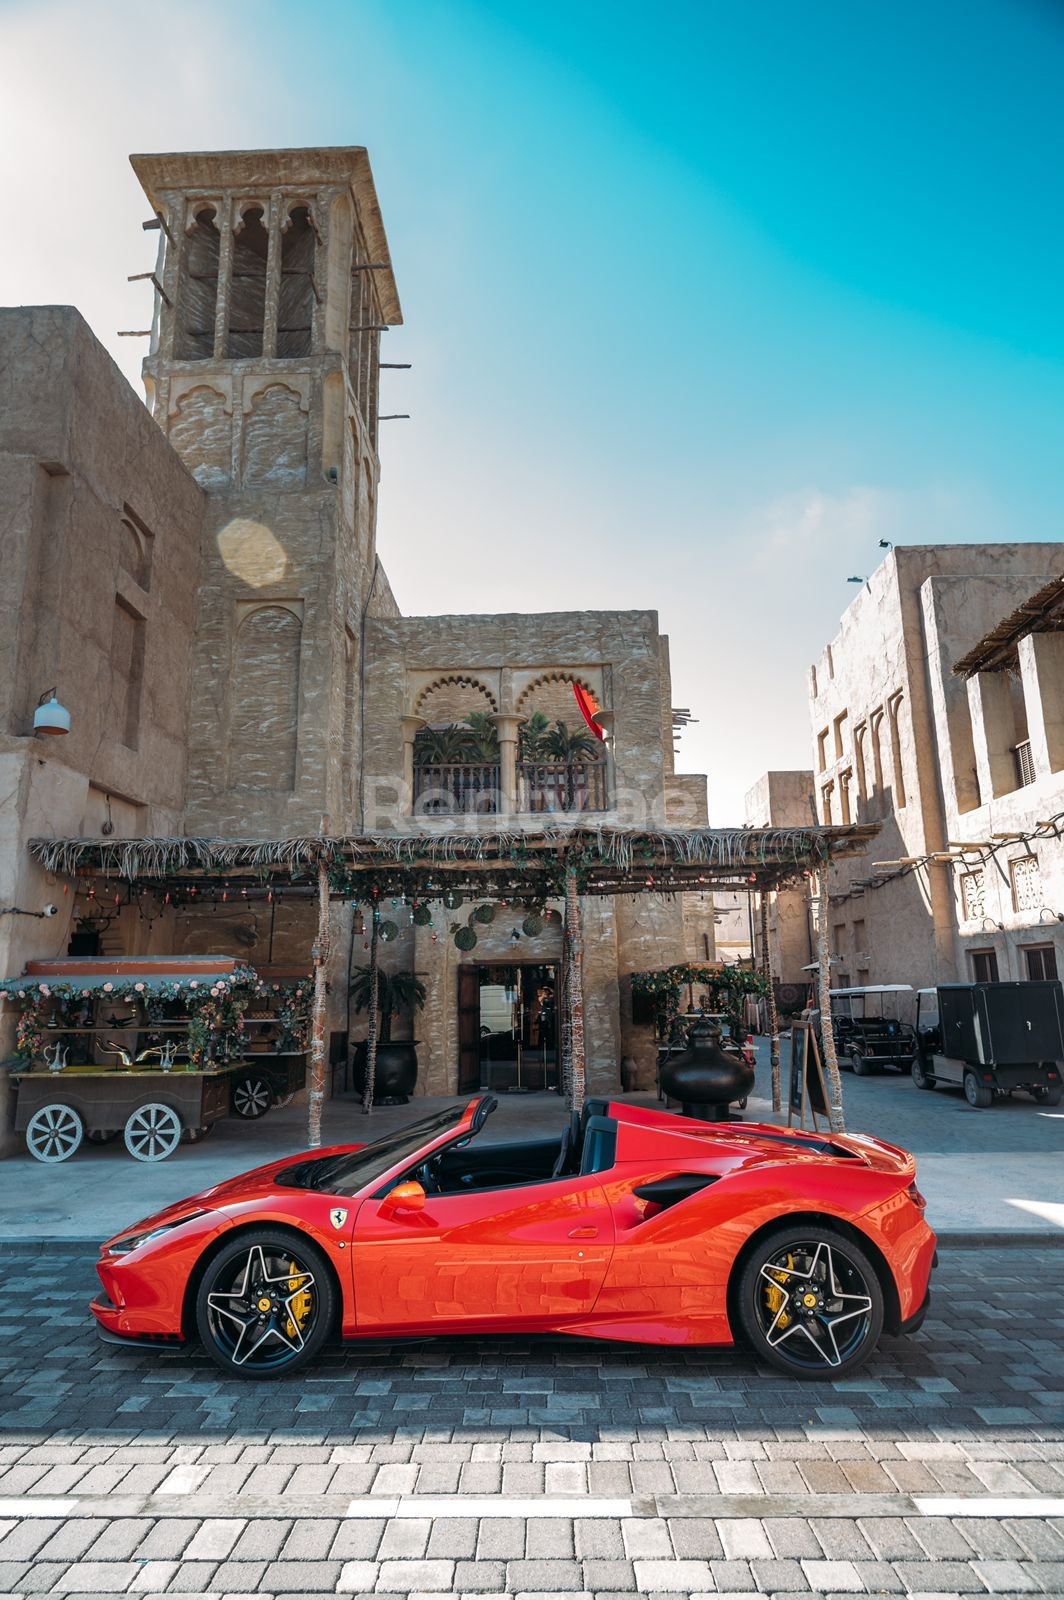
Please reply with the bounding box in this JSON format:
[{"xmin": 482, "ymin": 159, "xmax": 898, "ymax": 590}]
[
  {"xmin": 518, "ymin": 711, "xmax": 551, "ymax": 761},
  {"xmin": 463, "ymin": 711, "xmax": 500, "ymax": 761},
  {"xmin": 542, "ymin": 719, "xmax": 602, "ymax": 809},
  {"xmin": 415, "ymin": 724, "xmax": 478, "ymax": 764}
]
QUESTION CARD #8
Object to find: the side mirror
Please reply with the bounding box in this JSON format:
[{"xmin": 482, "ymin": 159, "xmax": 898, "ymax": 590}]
[{"xmin": 385, "ymin": 1180, "xmax": 426, "ymax": 1213}]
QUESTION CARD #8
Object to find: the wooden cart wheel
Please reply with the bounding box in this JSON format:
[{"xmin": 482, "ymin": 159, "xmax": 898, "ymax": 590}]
[
  {"xmin": 25, "ymin": 1103, "xmax": 84, "ymax": 1163},
  {"xmin": 124, "ymin": 1102, "xmax": 182, "ymax": 1162}
]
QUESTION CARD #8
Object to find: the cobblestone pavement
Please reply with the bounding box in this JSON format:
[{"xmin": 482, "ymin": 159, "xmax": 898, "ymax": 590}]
[{"xmin": 0, "ymin": 1246, "xmax": 1062, "ymax": 1596}]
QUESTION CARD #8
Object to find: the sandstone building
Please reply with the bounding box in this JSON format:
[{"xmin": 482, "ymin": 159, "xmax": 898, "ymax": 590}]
[
  {"xmin": 0, "ymin": 146, "xmax": 709, "ymax": 1101},
  {"xmin": 809, "ymin": 546, "xmax": 1064, "ymax": 991}
]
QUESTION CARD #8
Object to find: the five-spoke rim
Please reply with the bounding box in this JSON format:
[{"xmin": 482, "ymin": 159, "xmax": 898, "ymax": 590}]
[
  {"xmin": 205, "ymin": 1243, "xmax": 317, "ymax": 1370},
  {"xmin": 124, "ymin": 1102, "xmax": 182, "ymax": 1162},
  {"xmin": 26, "ymin": 1104, "xmax": 83, "ymax": 1163},
  {"xmin": 756, "ymin": 1239, "xmax": 873, "ymax": 1370}
]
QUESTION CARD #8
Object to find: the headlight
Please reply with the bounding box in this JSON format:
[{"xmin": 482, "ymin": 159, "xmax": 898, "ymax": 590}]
[{"xmin": 105, "ymin": 1209, "xmax": 210, "ymax": 1255}]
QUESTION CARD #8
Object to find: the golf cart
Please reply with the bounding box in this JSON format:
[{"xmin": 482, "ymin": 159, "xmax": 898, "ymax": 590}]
[
  {"xmin": 912, "ymin": 982, "xmax": 1064, "ymax": 1108},
  {"xmin": 808, "ymin": 985, "xmax": 917, "ymax": 1076}
]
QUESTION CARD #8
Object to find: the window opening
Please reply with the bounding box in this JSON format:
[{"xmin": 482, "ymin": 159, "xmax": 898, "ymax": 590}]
[
  {"xmin": 176, "ymin": 207, "xmax": 219, "ymax": 360},
  {"xmin": 278, "ymin": 206, "xmax": 316, "ymax": 358},
  {"xmin": 227, "ymin": 206, "xmax": 269, "ymax": 359}
]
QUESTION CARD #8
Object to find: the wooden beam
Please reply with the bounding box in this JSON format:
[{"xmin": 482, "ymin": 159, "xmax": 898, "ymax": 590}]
[{"xmin": 307, "ymin": 858, "xmax": 331, "ymax": 1147}]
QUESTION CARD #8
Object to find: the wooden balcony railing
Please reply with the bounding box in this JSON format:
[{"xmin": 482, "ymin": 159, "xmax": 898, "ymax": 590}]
[
  {"xmin": 517, "ymin": 760, "xmax": 609, "ymax": 813},
  {"xmin": 412, "ymin": 763, "xmax": 500, "ymax": 815},
  {"xmin": 411, "ymin": 759, "xmax": 610, "ymax": 815},
  {"xmin": 1013, "ymin": 739, "xmax": 1036, "ymax": 789}
]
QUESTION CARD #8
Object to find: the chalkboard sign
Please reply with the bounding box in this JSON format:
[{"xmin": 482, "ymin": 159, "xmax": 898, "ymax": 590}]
[{"xmin": 788, "ymin": 1025, "xmax": 828, "ymax": 1127}]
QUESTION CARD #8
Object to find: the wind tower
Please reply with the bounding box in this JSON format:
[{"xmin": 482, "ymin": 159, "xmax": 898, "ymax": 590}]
[{"xmin": 131, "ymin": 148, "xmax": 403, "ymax": 835}]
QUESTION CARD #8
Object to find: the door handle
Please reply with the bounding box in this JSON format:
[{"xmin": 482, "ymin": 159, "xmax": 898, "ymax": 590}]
[{"xmin": 568, "ymin": 1225, "xmax": 598, "ymax": 1239}]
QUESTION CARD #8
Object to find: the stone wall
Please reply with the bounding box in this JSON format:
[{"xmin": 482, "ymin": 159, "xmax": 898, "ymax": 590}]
[
  {"xmin": 809, "ymin": 544, "xmax": 1064, "ymax": 989},
  {"xmin": 0, "ymin": 307, "xmax": 203, "ymax": 1002}
]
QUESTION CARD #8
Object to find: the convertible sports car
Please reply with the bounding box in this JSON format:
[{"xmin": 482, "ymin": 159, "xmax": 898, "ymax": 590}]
[{"xmin": 92, "ymin": 1096, "xmax": 936, "ymax": 1380}]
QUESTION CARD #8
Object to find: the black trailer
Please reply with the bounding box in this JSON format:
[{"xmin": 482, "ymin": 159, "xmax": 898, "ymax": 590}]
[{"xmin": 913, "ymin": 981, "xmax": 1064, "ymax": 1108}]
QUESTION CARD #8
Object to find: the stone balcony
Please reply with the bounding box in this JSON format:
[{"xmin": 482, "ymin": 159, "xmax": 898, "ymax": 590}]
[{"xmin": 411, "ymin": 759, "xmax": 610, "ymax": 818}]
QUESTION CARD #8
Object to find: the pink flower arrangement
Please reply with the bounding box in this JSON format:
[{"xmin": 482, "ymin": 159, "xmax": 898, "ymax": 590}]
[
  {"xmin": 134, "ymin": 982, "xmax": 145, "ymax": 993},
  {"xmin": 103, "ymin": 982, "xmax": 114, "ymax": 993}
]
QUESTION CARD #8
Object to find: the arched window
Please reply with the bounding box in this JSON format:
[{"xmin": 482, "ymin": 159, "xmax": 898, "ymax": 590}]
[
  {"xmin": 176, "ymin": 207, "xmax": 219, "ymax": 360},
  {"xmin": 228, "ymin": 606, "xmax": 302, "ymax": 790},
  {"xmin": 227, "ymin": 206, "xmax": 269, "ymax": 359},
  {"xmin": 278, "ymin": 206, "xmax": 316, "ymax": 358}
]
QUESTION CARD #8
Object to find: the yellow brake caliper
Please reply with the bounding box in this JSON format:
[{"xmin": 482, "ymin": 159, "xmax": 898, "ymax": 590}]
[
  {"xmin": 285, "ymin": 1262, "xmax": 313, "ymax": 1339},
  {"xmin": 763, "ymin": 1253, "xmax": 794, "ymax": 1330}
]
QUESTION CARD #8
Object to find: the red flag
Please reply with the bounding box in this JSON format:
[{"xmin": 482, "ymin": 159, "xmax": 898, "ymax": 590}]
[{"xmin": 573, "ymin": 683, "xmax": 606, "ymax": 740}]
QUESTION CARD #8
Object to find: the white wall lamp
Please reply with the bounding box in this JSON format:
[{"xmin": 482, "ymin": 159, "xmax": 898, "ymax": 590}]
[
  {"xmin": 0, "ymin": 904, "xmax": 59, "ymax": 919},
  {"xmin": 981, "ymin": 917, "xmax": 1005, "ymax": 933},
  {"xmin": 32, "ymin": 689, "xmax": 71, "ymax": 737},
  {"xmin": 1039, "ymin": 907, "xmax": 1064, "ymax": 924}
]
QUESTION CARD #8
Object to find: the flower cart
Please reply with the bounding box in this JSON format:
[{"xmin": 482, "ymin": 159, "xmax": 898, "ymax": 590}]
[
  {"xmin": 228, "ymin": 966, "xmax": 310, "ymax": 1119},
  {"xmin": 1, "ymin": 957, "xmax": 255, "ymax": 1162}
]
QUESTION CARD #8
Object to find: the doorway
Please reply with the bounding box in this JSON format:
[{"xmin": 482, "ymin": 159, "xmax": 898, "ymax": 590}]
[{"xmin": 458, "ymin": 964, "xmax": 559, "ymax": 1093}]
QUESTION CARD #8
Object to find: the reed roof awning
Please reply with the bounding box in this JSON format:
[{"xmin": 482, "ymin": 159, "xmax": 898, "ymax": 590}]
[
  {"xmin": 953, "ymin": 571, "xmax": 1064, "ymax": 678},
  {"xmin": 29, "ymin": 823, "xmax": 877, "ymax": 899}
]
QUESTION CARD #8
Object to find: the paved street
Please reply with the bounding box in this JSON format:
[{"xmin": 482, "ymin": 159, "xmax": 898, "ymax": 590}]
[{"xmin": 0, "ymin": 1245, "xmax": 1062, "ymax": 1597}]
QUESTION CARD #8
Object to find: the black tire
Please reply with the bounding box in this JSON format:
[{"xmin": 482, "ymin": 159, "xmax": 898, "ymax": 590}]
[
  {"xmin": 964, "ymin": 1071, "xmax": 993, "ymax": 1109},
  {"xmin": 196, "ymin": 1229, "xmax": 336, "ymax": 1379},
  {"xmin": 184, "ymin": 1124, "xmax": 214, "ymax": 1143},
  {"xmin": 1034, "ymin": 1084, "xmax": 1063, "ymax": 1107},
  {"xmin": 851, "ymin": 1052, "xmax": 872, "ymax": 1078},
  {"xmin": 911, "ymin": 1057, "xmax": 935, "ymax": 1091},
  {"xmin": 735, "ymin": 1225, "xmax": 884, "ymax": 1378},
  {"xmin": 231, "ymin": 1072, "xmax": 272, "ymax": 1120}
]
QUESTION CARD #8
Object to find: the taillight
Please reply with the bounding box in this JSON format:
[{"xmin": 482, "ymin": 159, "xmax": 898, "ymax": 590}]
[{"xmin": 907, "ymin": 1181, "xmax": 927, "ymax": 1211}]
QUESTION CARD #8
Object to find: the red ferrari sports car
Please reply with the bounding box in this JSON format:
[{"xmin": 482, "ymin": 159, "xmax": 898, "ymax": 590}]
[{"xmin": 92, "ymin": 1096, "xmax": 936, "ymax": 1380}]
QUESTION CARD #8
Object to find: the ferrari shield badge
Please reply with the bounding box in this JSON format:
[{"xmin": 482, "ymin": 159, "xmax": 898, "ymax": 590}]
[{"xmin": 329, "ymin": 1208, "xmax": 348, "ymax": 1230}]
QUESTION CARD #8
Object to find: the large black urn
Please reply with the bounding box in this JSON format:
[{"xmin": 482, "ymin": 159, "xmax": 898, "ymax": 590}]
[{"xmin": 660, "ymin": 1020, "xmax": 755, "ymax": 1120}]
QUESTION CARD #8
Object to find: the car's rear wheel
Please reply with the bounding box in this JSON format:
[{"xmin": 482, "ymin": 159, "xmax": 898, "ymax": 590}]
[
  {"xmin": 196, "ymin": 1230, "xmax": 335, "ymax": 1379},
  {"xmin": 964, "ymin": 1071, "xmax": 994, "ymax": 1109},
  {"xmin": 231, "ymin": 1072, "xmax": 272, "ymax": 1119},
  {"xmin": 736, "ymin": 1226, "xmax": 884, "ymax": 1378},
  {"xmin": 851, "ymin": 1052, "xmax": 872, "ymax": 1077},
  {"xmin": 1033, "ymin": 1083, "xmax": 1062, "ymax": 1107}
]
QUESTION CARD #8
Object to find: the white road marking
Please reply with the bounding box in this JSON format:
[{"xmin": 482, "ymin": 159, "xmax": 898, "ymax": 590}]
[
  {"xmin": 346, "ymin": 1495, "xmax": 634, "ymax": 1519},
  {"xmin": 0, "ymin": 1498, "xmax": 78, "ymax": 1516},
  {"xmin": 916, "ymin": 1496, "xmax": 1064, "ymax": 1518}
]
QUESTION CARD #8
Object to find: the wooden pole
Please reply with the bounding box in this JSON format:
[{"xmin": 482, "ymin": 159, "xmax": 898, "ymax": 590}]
[
  {"xmin": 760, "ymin": 890, "xmax": 781, "ymax": 1113},
  {"xmin": 307, "ymin": 857, "xmax": 331, "ymax": 1148},
  {"xmin": 815, "ymin": 865, "xmax": 846, "ymax": 1132},
  {"xmin": 362, "ymin": 909, "xmax": 380, "ymax": 1114},
  {"xmin": 564, "ymin": 865, "xmax": 586, "ymax": 1112}
]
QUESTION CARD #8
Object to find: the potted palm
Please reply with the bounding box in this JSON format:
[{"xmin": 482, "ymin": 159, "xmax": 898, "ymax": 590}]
[
  {"xmin": 350, "ymin": 968, "xmax": 426, "ymax": 1104},
  {"xmin": 543, "ymin": 718, "xmax": 601, "ymax": 809}
]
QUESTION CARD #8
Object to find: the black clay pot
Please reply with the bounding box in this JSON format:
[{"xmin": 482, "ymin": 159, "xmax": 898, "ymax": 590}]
[
  {"xmin": 660, "ymin": 1020, "xmax": 755, "ymax": 1121},
  {"xmin": 352, "ymin": 1040, "xmax": 419, "ymax": 1105}
]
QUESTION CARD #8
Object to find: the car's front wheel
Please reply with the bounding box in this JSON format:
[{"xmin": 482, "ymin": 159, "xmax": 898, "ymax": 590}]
[
  {"xmin": 195, "ymin": 1230, "xmax": 336, "ymax": 1379},
  {"xmin": 736, "ymin": 1226, "xmax": 884, "ymax": 1378}
]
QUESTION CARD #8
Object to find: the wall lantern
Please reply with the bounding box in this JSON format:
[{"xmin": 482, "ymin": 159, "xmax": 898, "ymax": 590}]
[{"xmin": 33, "ymin": 689, "xmax": 71, "ymax": 737}]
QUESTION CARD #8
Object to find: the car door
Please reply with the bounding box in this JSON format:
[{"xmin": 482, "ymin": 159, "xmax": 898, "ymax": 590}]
[{"xmin": 351, "ymin": 1171, "xmax": 616, "ymax": 1335}]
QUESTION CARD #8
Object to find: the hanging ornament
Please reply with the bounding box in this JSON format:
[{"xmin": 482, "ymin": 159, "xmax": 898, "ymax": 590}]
[
  {"xmin": 473, "ymin": 903, "xmax": 496, "ymax": 925},
  {"xmin": 443, "ymin": 889, "xmax": 463, "ymax": 911},
  {"xmin": 412, "ymin": 904, "xmax": 432, "ymax": 927},
  {"xmin": 454, "ymin": 925, "xmax": 477, "ymax": 951},
  {"xmin": 378, "ymin": 919, "xmax": 400, "ymax": 944},
  {"xmin": 522, "ymin": 913, "xmax": 544, "ymax": 937}
]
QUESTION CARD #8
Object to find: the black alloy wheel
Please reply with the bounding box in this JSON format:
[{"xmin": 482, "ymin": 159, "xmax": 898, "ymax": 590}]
[
  {"xmin": 195, "ymin": 1230, "xmax": 335, "ymax": 1378},
  {"xmin": 736, "ymin": 1226, "xmax": 883, "ymax": 1378},
  {"xmin": 231, "ymin": 1072, "xmax": 272, "ymax": 1119}
]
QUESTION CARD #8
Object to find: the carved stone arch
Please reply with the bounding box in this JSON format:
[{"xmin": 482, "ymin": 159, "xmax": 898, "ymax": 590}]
[
  {"xmin": 281, "ymin": 196, "xmax": 322, "ymax": 241},
  {"xmin": 227, "ymin": 201, "xmax": 269, "ymax": 359},
  {"xmin": 169, "ymin": 385, "xmax": 231, "ymax": 487},
  {"xmin": 242, "ymin": 382, "xmax": 308, "ymax": 487},
  {"xmin": 413, "ymin": 674, "xmax": 499, "ymax": 723},
  {"xmin": 227, "ymin": 603, "xmax": 303, "ymax": 792},
  {"xmin": 515, "ymin": 671, "xmax": 597, "ymax": 722}
]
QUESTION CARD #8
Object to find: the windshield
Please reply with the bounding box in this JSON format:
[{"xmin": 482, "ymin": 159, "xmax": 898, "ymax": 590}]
[{"xmin": 279, "ymin": 1106, "xmax": 468, "ymax": 1196}]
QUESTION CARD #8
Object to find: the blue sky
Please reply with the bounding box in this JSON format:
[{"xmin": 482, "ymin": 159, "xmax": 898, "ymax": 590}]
[{"xmin": 2, "ymin": 0, "xmax": 1062, "ymax": 816}]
